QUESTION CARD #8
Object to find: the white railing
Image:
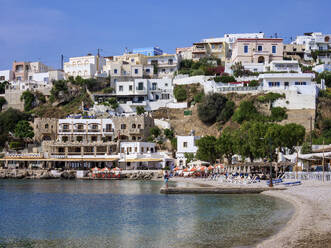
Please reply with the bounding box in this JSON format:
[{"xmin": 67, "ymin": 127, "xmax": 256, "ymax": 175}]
[{"xmin": 284, "ymin": 172, "xmax": 331, "ymax": 181}]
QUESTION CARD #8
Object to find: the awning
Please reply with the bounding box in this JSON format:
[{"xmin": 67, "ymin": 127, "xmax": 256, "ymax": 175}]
[
  {"xmin": 0, "ymin": 157, "xmax": 119, "ymax": 162},
  {"xmin": 124, "ymin": 158, "xmax": 163, "ymax": 163}
]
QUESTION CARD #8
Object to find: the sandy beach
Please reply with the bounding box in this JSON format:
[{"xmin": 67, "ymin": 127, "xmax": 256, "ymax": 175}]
[{"xmin": 171, "ymin": 177, "xmax": 331, "ymax": 248}]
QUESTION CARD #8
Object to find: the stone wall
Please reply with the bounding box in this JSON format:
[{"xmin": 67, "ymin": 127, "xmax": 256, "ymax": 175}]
[{"xmin": 34, "ymin": 118, "xmax": 58, "ymax": 143}]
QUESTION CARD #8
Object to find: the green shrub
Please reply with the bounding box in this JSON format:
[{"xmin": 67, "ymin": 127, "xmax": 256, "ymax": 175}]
[
  {"xmin": 214, "ymin": 75, "xmax": 236, "ymax": 83},
  {"xmin": 232, "ymin": 101, "xmax": 260, "ymax": 124},
  {"xmin": 270, "ymin": 107, "xmax": 287, "ymax": 122},
  {"xmin": 174, "ymin": 85, "xmax": 187, "ymax": 102},
  {"xmin": 102, "ymin": 87, "xmax": 114, "ymax": 93},
  {"xmin": 193, "ymin": 91, "xmax": 204, "ymax": 103}
]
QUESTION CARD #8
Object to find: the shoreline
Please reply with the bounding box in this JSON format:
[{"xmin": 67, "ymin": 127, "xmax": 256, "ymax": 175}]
[{"xmin": 170, "ymin": 177, "xmax": 331, "ymax": 248}]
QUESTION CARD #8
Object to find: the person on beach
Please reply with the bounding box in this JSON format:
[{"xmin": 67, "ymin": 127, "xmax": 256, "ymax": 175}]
[{"xmin": 164, "ymin": 171, "xmax": 169, "ymax": 188}]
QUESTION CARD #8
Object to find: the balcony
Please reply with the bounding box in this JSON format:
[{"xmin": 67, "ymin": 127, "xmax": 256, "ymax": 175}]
[
  {"xmin": 73, "ymin": 129, "xmax": 86, "ymax": 133},
  {"xmin": 103, "ymin": 128, "xmax": 114, "ymax": 133},
  {"xmin": 88, "ymin": 129, "xmax": 101, "ymax": 133},
  {"xmin": 59, "ymin": 129, "xmax": 71, "ymax": 133},
  {"xmin": 129, "ymin": 128, "xmax": 142, "ymax": 134}
]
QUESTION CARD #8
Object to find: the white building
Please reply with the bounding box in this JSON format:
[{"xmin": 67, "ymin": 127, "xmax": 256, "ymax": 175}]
[
  {"xmin": 146, "ymin": 54, "xmax": 178, "ymax": 78},
  {"xmin": 29, "ymin": 70, "xmax": 65, "ymax": 84},
  {"xmin": 292, "ymin": 32, "xmax": 331, "ymax": 62},
  {"xmin": 176, "ymin": 135, "xmax": 200, "ymax": 167},
  {"xmin": 0, "ymin": 70, "xmax": 13, "ymax": 82},
  {"xmin": 118, "ymin": 142, "xmax": 174, "ymax": 170},
  {"xmin": 64, "ymin": 55, "xmax": 105, "ymax": 79},
  {"xmin": 267, "ymin": 60, "xmax": 301, "ymax": 73},
  {"xmin": 313, "ymin": 63, "xmax": 331, "ymax": 73},
  {"xmin": 259, "ymin": 73, "xmax": 318, "ymax": 110}
]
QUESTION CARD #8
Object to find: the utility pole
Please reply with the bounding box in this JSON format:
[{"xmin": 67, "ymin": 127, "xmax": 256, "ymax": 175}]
[
  {"xmin": 309, "ymin": 116, "xmax": 313, "ymax": 147},
  {"xmin": 61, "ymin": 54, "xmax": 64, "ymax": 70},
  {"xmin": 96, "ymin": 48, "xmax": 101, "ymax": 74},
  {"xmin": 322, "ymin": 138, "xmax": 325, "ymax": 182}
]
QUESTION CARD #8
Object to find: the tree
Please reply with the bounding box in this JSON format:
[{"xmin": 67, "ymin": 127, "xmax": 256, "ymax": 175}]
[
  {"xmin": 196, "ymin": 136, "xmax": 220, "ymax": 163},
  {"xmin": 174, "ymin": 85, "xmax": 187, "ymax": 102},
  {"xmin": 163, "ymin": 128, "xmax": 174, "ymax": 140},
  {"xmin": 20, "ymin": 90, "xmax": 35, "ymax": 112},
  {"xmin": 193, "ymin": 91, "xmax": 204, "ymax": 103},
  {"xmin": 232, "ymin": 101, "xmax": 260, "ymax": 124},
  {"xmin": 301, "ymin": 142, "xmax": 312, "ymax": 154},
  {"xmin": 280, "ymin": 123, "xmax": 305, "ymax": 152},
  {"xmin": 0, "ymin": 97, "xmax": 6, "ymax": 111},
  {"xmin": 136, "ymin": 106, "xmax": 145, "ymax": 115},
  {"xmin": 217, "ymin": 100, "xmax": 235, "ymax": 123},
  {"xmin": 14, "ymin": 120, "xmax": 34, "ymax": 139},
  {"xmin": 216, "ymin": 128, "xmax": 237, "ymax": 164},
  {"xmin": 150, "ymin": 126, "xmax": 161, "ymax": 139},
  {"xmin": 0, "ymin": 81, "xmax": 9, "ymax": 94},
  {"xmin": 184, "ymin": 152, "xmax": 195, "ymax": 164},
  {"xmin": 197, "ymin": 93, "xmax": 228, "ymax": 124},
  {"xmin": 317, "ymin": 71, "xmax": 331, "ymax": 88}
]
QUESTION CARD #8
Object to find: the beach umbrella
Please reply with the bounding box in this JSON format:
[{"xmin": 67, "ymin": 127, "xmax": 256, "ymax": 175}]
[
  {"xmin": 190, "ymin": 167, "xmax": 197, "ymax": 172},
  {"xmin": 174, "ymin": 167, "xmax": 181, "ymax": 171},
  {"xmin": 112, "ymin": 167, "xmax": 121, "ymax": 171},
  {"xmin": 91, "ymin": 167, "xmax": 100, "ymax": 173},
  {"xmin": 101, "ymin": 167, "xmax": 110, "ymax": 173},
  {"xmin": 183, "ymin": 168, "xmax": 189, "ymax": 172},
  {"xmin": 208, "ymin": 165, "xmax": 214, "ymax": 170},
  {"xmin": 199, "ymin": 166, "xmax": 207, "ymax": 171}
]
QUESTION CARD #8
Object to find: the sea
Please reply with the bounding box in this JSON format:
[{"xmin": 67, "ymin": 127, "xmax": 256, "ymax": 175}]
[{"xmin": 0, "ymin": 180, "xmax": 294, "ymax": 248}]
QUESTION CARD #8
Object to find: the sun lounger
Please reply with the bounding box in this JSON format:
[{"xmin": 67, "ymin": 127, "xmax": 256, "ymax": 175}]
[{"xmin": 283, "ymin": 181, "xmax": 301, "ymax": 186}]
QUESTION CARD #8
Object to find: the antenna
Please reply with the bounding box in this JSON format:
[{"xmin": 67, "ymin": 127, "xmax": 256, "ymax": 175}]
[{"xmin": 61, "ymin": 54, "xmax": 64, "ymax": 70}]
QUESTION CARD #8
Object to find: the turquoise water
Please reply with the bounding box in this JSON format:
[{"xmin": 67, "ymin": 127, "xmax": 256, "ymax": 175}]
[{"xmin": 0, "ymin": 180, "xmax": 293, "ymax": 248}]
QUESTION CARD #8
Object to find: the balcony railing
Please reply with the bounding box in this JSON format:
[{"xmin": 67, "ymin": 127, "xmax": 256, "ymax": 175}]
[
  {"xmin": 129, "ymin": 128, "xmax": 142, "ymax": 134},
  {"xmin": 59, "ymin": 129, "xmax": 71, "ymax": 133},
  {"xmin": 103, "ymin": 128, "xmax": 114, "ymax": 132},
  {"xmin": 88, "ymin": 129, "xmax": 100, "ymax": 132},
  {"xmin": 73, "ymin": 129, "xmax": 86, "ymax": 132}
]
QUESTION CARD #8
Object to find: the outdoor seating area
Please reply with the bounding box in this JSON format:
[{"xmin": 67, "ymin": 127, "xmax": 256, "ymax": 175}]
[{"xmin": 90, "ymin": 167, "xmax": 122, "ymax": 179}]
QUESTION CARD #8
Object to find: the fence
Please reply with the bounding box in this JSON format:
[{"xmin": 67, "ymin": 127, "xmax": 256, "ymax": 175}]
[{"xmin": 284, "ymin": 172, "xmax": 331, "ymax": 181}]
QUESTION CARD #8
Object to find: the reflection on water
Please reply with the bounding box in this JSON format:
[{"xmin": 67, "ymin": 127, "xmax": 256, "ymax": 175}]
[{"xmin": 0, "ymin": 180, "xmax": 293, "ymax": 248}]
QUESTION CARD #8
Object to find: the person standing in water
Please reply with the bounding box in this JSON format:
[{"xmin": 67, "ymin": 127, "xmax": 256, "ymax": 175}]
[{"xmin": 164, "ymin": 171, "xmax": 169, "ymax": 188}]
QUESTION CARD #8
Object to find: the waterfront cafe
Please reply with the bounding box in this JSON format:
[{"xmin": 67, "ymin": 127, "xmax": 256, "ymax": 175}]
[{"xmin": 0, "ymin": 153, "xmax": 119, "ymax": 170}]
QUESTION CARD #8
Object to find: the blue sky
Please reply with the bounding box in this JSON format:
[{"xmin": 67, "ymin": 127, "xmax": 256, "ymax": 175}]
[{"xmin": 0, "ymin": 0, "xmax": 330, "ymax": 69}]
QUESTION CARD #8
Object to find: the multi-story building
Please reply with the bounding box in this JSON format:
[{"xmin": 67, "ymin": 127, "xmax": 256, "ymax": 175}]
[
  {"xmin": 292, "ymin": 32, "xmax": 331, "ymax": 62},
  {"xmin": 64, "ymin": 55, "xmax": 105, "ymax": 79},
  {"xmin": 283, "ymin": 44, "xmax": 306, "ymax": 61},
  {"xmin": 146, "ymin": 54, "xmax": 178, "ymax": 77},
  {"xmin": 132, "ymin": 47, "xmax": 163, "ymax": 56},
  {"xmin": 103, "ymin": 56, "xmax": 154, "ymax": 84},
  {"xmin": 192, "ymin": 38, "xmax": 228, "ymax": 61},
  {"xmin": 231, "ymin": 38, "xmax": 284, "ymax": 64},
  {"xmin": 0, "ymin": 70, "xmax": 13, "ymax": 82},
  {"xmin": 12, "ymin": 61, "xmax": 50, "ymax": 81},
  {"xmin": 176, "ymin": 47, "xmax": 193, "ymax": 60},
  {"xmin": 176, "ymin": 134, "xmax": 200, "ymax": 167}
]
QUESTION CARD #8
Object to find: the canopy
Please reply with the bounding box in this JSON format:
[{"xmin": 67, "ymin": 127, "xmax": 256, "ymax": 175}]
[
  {"xmin": 187, "ymin": 160, "xmax": 210, "ymax": 166},
  {"xmin": 190, "ymin": 167, "xmax": 197, "ymax": 172},
  {"xmin": 174, "ymin": 167, "xmax": 181, "ymax": 171},
  {"xmin": 198, "ymin": 166, "xmax": 207, "ymax": 171},
  {"xmin": 91, "ymin": 167, "xmax": 100, "ymax": 171},
  {"xmin": 112, "ymin": 167, "xmax": 121, "ymax": 171},
  {"xmin": 183, "ymin": 168, "xmax": 189, "ymax": 172},
  {"xmin": 208, "ymin": 165, "xmax": 214, "ymax": 170},
  {"xmin": 101, "ymin": 167, "xmax": 110, "ymax": 172}
]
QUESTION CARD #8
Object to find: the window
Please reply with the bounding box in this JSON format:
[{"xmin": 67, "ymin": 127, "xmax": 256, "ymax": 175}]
[
  {"xmin": 63, "ymin": 124, "xmax": 69, "ymax": 130},
  {"xmin": 138, "ymin": 82, "xmax": 144, "ymax": 90},
  {"xmin": 244, "ymin": 45, "xmax": 248, "ymax": 53},
  {"xmin": 45, "ymin": 124, "xmax": 49, "ymax": 129},
  {"xmin": 121, "ymin": 124, "xmax": 126, "ymax": 129},
  {"xmin": 62, "ymin": 136, "xmax": 68, "ymax": 142},
  {"xmin": 92, "ymin": 124, "xmax": 98, "ymax": 130},
  {"xmin": 268, "ymin": 82, "xmax": 280, "ymax": 87},
  {"xmin": 131, "ymin": 58, "xmax": 135, "ymax": 62},
  {"xmin": 17, "ymin": 76, "xmax": 22, "ymax": 81},
  {"xmin": 134, "ymin": 147, "xmax": 137, "ymax": 152},
  {"xmin": 165, "ymin": 83, "xmax": 168, "ymax": 87},
  {"xmin": 168, "ymin": 59, "xmax": 173, "ymax": 65},
  {"xmin": 152, "ymin": 82, "xmax": 157, "ymax": 90},
  {"xmin": 0, "ymin": 76, "xmax": 5, "ymax": 80},
  {"xmin": 146, "ymin": 68, "xmax": 150, "ymax": 73},
  {"xmin": 77, "ymin": 136, "xmax": 83, "ymax": 142},
  {"xmin": 134, "ymin": 69, "xmax": 138, "ymax": 74},
  {"xmin": 183, "ymin": 142, "xmax": 188, "ymax": 148},
  {"xmin": 258, "ymin": 45, "xmax": 263, "ymax": 52},
  {"xmin": 114, "ymin": 69, "xmax": 117, "ymax": 74},
  {"xmin": 29, "ymin": 76, "xmax": 32, "ymax": 80},
  {"xmin": 119, "ymin": 85, "xmax": 123, "ymax": 91},
  {"xmin": 91, "ymin": 136, "xmax": 97, "ymax": 142},
  {"xmin": 211, "ymin": 44, "xmax": 215, "ymax": 49},
  {"xmin": 78, "ymin": 124, "xmax": 84, "ymax": 130},
  {"xmin": 138, "ymin": 124, "xmax": 141, "ymax": 128},
  {"xmin": 141, "ymin": 147, "xmax": 144, "ymax": 153},
  {"xmin": 295, "ymin": 82, "xmax": 307, "ymax": 85},
  {"xmin": 129, "ymin": 85, "xmax": 133, "ymax": 91},
  {"xmin": 272, "ymin": 45, "xmax": 276, "ymax": 54},
  {"xmin": 132, "ymin": 124, "xmax": 136, "ymax": 128}
]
